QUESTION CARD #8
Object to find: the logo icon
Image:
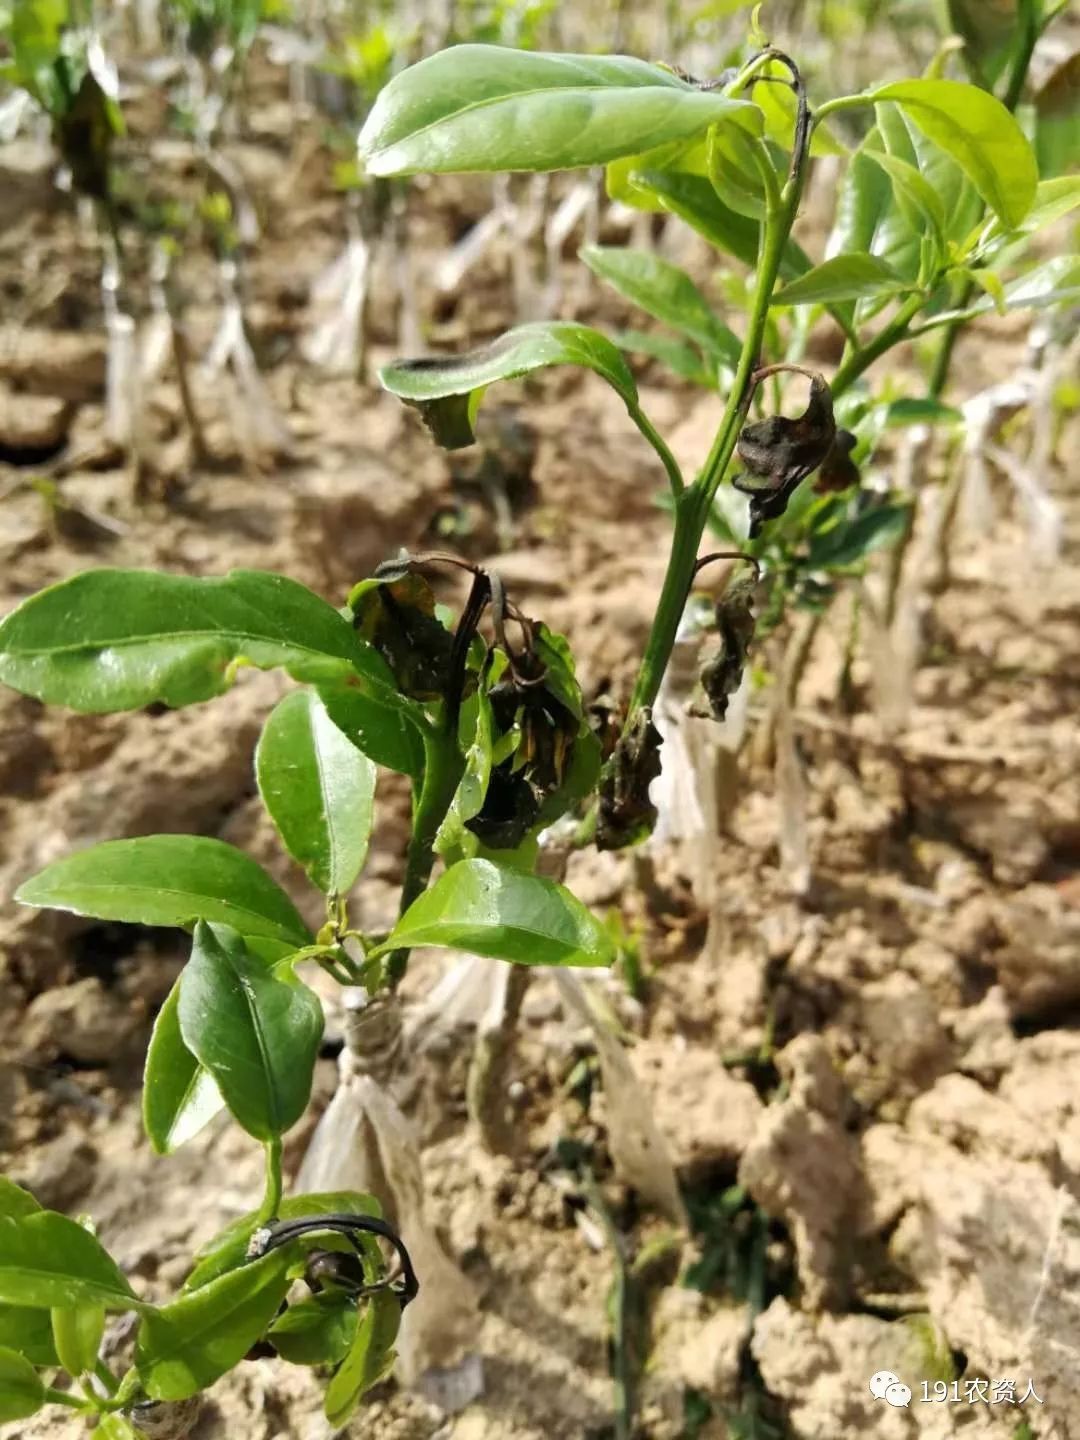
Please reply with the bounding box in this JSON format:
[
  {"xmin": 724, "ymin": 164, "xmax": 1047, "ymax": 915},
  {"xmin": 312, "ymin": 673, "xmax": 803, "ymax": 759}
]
[{"xmin": 869, "ymin": 1373, "xmax": 912, "ymax": 1407}]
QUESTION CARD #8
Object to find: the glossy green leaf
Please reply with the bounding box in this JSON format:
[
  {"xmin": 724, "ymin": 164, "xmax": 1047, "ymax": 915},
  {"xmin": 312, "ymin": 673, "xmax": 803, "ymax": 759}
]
[
  {"xmin": 324, "ymin": 1290, "xmax": 400, "ymax": 1427},
  {"xmin": 0, "ymin": 1212, "xmax": 139, "ymax": 1310},
  {"xmin": 358, "ymin": 45, "xmax": 761, "ymax": 176},
  {"xmin": 268, "ymin": 1292, "xmax": 358, "ymax": 1367},
  {"xmin": 580, "ymin": 246, "xmax": 740, "ymax": 365},
  {"xmin": 870, "ymin": 80, "xmax": 1037, "ymax": 228},
  {"xmin": 616, "ymin": 330, "xmax": 715, "ymax": 386},
  {"xmin": 0, "ymin": 568, "xmax": 391, "ymax": 714},
  {"xmin": 52, "ymin": 1302, "xmax": 105, "ymax": 1376},
  {"xmin": 178, "ymin": 922, "xmax": 323, "ymax": 1141},
  {"xmin": 318, "ymin": 681, "xmax": 425, "ymax": 777},
  {"xmin": 256, "ymin": 690, "xmax": 377, "ymax": 897},
  {"xmin": 919, "ymin": 255, "xmax": 1080, "ymax": 329},
  {"xmin": 771, "ymin": 254, "xmax": 912, "ymax": 307},
  {"xmin": 863, "ymin": 148, "xmax": 947, "ymax": 241},
  {"xmin": 827, "ymin": 129, "xmax": 912, "ymax": 331},
  {"xmin": 632, "ymin": 167, "xmax": 760, "ymax": 265},
  {"xmin": 380, "ymin": 322, "xmax": 638, "ymax": 451},
  {"xmin": 143, "ymin": 980, "xmax": 226, "ymax": 1156},
  {"xmin": 436, "ymin": 688, "xmax": 495, "ymax": 859},
  {"xmin": 376, "ymin": 858, "xmax": 614, "ymax": 968},
  {"xmin": 707, "ymin": 118, "xmax": 769, "ymax": 220},
  {"xmin": 183, "ymin": 1191, "xmax": 380, "ymax": 1293},
  {"xmin": 807, "ymin": 503, "xmax": 912, "ymax": 570},
  {"xmin": 0, "ymin": 1304, "xmax": 58, "ymax": 1366},
  {"xmin": 0, "ymin": 1346, "xmax": 45, "ymax": 1422},
  {"xmin": 17, "ymin": 835, "xmax": 309, "ymax": 945},
  {"xmin": 991, "ymin": 176, "xmax": 1080, "ymax": 241},
  {"xmin": 135, "ymin": 1251, "xmax": 291, "ymax": 1401},
  {"xmin": 0, "ymin": 1179, "xmax": 42, "ymax": 1220}
]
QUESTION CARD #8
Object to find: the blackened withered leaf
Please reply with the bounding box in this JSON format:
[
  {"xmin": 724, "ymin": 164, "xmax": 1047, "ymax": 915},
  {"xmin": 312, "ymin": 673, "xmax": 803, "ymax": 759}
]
[
  {"xmin": 814, "ymin": 428, "xmax": 859, "ymax": 494},
  {"xmin": 693, "ymin": 571, "xmax": 756, "ymax": 722},
  {"xmin": 56, "ymin": 69, "xmax": 116, "ymax": 201},
  {"xmin": 405, "ymin": 391, "xmax": 480, "ymax": 451},
  {"xmin": 350, "ymin": 570, "xmax": 454, "ymax": 701},
  {"xmin": 734, "ymin": 373, "xmax": 837, "ymax": 536},
  {"xmin": 597, "ymin": 708, "xmax": 663, "ymax": 851}
]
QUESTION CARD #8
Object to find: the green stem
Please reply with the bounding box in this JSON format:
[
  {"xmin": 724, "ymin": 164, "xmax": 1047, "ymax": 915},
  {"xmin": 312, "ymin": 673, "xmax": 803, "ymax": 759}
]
[
  {"xmin": 628, "ymin": 104, "xmax": 808, "ymax": 715},
  {"xmin": 257, "ymin": 1136, "xmax": 283, "ymax": 1223},
  {"xmin": 831, "ymin": 290, "xmax": 927, "ymax": 399},
  {"xmin": 45, "ymin": 1389, "xmax": 87, "ymax": 1411},
  {"xmin": 94, "ymin": 1360, "xmax": 119, "ymax": 1396},
  {"xmin": 629, "ymin": 404, "xmax": 684, "ymax": 497},
  {"xmin": 386, "ymin": 723, "xmax": 463, "ymax": 986}
]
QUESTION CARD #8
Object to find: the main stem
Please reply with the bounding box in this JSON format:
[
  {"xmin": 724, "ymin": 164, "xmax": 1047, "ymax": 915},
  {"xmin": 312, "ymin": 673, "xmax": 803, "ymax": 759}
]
[
  {"xmin": 628, "ymin": 98, "xmax": 809, "ymax": 715},
  {"xmin": 385, "ymin": 721, "xmax": 463, "ymax": 986}
]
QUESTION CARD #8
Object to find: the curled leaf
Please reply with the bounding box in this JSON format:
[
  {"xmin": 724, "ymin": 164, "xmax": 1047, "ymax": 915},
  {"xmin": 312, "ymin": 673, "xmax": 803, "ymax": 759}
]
[
  {"xmin": 349, "ymin": 570, "xmax": 455, "ymax": 703},
  {"xmin": 597, "ymin": 709, "xmax": 663, "ymax": 851},
  {"xmin": 734, "ymin": 372, "xmax": 837, "ymax": 535},
  {"xmin": 693, "ymin": 570, "xmax": 757, "ymax": 722},
  {"xmin": 814, "ymin": 429, "xmax": 860, "ymax": 494}
]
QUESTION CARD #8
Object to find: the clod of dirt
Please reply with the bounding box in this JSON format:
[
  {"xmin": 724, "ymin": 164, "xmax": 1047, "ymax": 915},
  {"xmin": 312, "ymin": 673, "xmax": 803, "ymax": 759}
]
[
  {"xmin": 0, "ymin": 389, "xmax": 74, "ymax": 462},
  {"xmin": 22, "ymin": 976, "xmax": 141, "ymax": 1066},
  {"xmin": 629, "ymin": 1038, "xmax": 763, "ymax": 1181},
  {"xmin": 738, "ymin": 1036, "xmax": 860, "ymax": 1308},
  {"xmin": 11, "ymin": 1132, "xmax": 98, "ymax": 1211},
  {"xmin": 858, "ymin": 973, "xmax": 954, "ymax": 1100},
  {"xmin": 752, "ymin": 1296, "xmax": 951, "ymax": 1440},
  {"xmin": 0, "ymin": 329, "xmax": 107, "ymax": 402},
  {"xmin": 989, "ymin": 885, "xmax": 1080, "ymax": 1018},
  {"xmin": 647, "ymin": 1288, "xmax": 746, "ymax": 1409}
]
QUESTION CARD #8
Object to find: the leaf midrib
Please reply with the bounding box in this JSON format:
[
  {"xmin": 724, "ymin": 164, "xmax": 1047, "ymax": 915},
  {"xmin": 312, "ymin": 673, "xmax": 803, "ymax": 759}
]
[
  {"xmin": 19, "ymin": 881, "xmax": 305, "ymax": 942},
  {"xmin": 370, "ymin": 82, "xmax": 742, "ymax": 161}
]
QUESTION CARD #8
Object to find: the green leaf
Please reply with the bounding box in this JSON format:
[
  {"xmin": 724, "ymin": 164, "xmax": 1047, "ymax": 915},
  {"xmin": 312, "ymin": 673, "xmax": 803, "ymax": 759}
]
[
  {"xmin": 143, "ymin": 980, "xmax": 226, "ymax": 1156},
  {"xmin": 52, "ymin": 1302, "xmax": 105, "ymax": 1376},
  {"xmin": 920, "ymin": 255, "xmax": 1080, "ymax": 329},
  {"xmin": 256, "ymin": 690, "xmax": 377, "ymax": 897},
  {"xmin": 324, "ymin": 1290, "xmax": 400, "ymax": 1427},
  {"xmin": 0, "ymin": 568, "xmax": 392, "ymax": 714},
  {"xmin": 580, "ymin": 246, "xmax": 741, "ymax": 365},
  {"xmin": 863, "ymin": 148, "xmax": 947, "ymax": 241},
  {"xmin": 631, "ymin": 167, "xmax": 761, "ymax": 265},
  {"xmin": 0, "ymin": 1179, "xmax": 42, "ymax": 1220},
  {"xmin": 615, "ymin": 329, "xmax": 715, "ymax": 386},
  {"xmin": 436, "ymin": 688, "xmax": 495, "ymax": 858},
  {"xmin": 707, "ymin": 118, "xmax": 769, "ymax": 220},
  {"xmin": 268, "ymin": 1292, "xmax": 358, "ymax": 1367},
  {"xmin": 184, "ymin": 1191, "xmax": 380, "ymax": 1293},
  {"xmin": 17, "ymin": 834, "xmax": 310, "ymax": 945},
  {"xmin": 0, "ymin": 1212, "xmax": 139, "ymax": 1310},
  {"xmin": 93, "ymin": 1418, "xmax": 139, "ymax": 1440},
  {"xmin": 178, "ymin": 922, "xmax": 324, "ymax": 1141},
  {"xmin": 375, "ymin": 858, "xmax": 614, "ymax": 968},
  {"xmin": 135, "ymin": 1251, "xmax": 291, "ymax": 1401},
  {"xmin": 0, "ymin": 1304, "xmax": 58, "ymax": 1366},
  {"xmin": 771, "ymin": 254, "xmax": 912, "ymax": 307},
  {"xmin": 379, "ymin": 322, "xmax": 638, "ymax": 451},
  {"xmin": 885, "ymin": 398, "xmax": 963, "ymax": 427},
  {"xmin": 318, "ymin": 681, "xmax": 426, "ymax": 777},
  {"xmin": 870, "ymin": 79, "xmax": 1037, "ymax": 228},
  {"xmin": 358, "ymin": 45, "xmax": 760, "ymax": 176},
  {"xmin": 807, "ymin": 502, "xmax": 912, "ymax": 570},
  {"xmin": 992, "ymin": 176, "xmax": 1080, "ymax": 240},
  {"xmin": 0, "ymin": 1346, "xmax": 45, "ymax": 1422}
]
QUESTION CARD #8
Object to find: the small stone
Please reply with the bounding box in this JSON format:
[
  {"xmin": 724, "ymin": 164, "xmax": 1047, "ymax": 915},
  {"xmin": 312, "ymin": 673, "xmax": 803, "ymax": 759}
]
[
  {"xmin": 23, "ymin": 977, "xmax": 139, "ymax": 1065},
  {"xmin": 13, "ymin": 1132, "xmax": 97, "ymax": 1211},
  {"xmin": 630, "ymin": 1037, "xmax": 763, "ymax": 1180}
]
